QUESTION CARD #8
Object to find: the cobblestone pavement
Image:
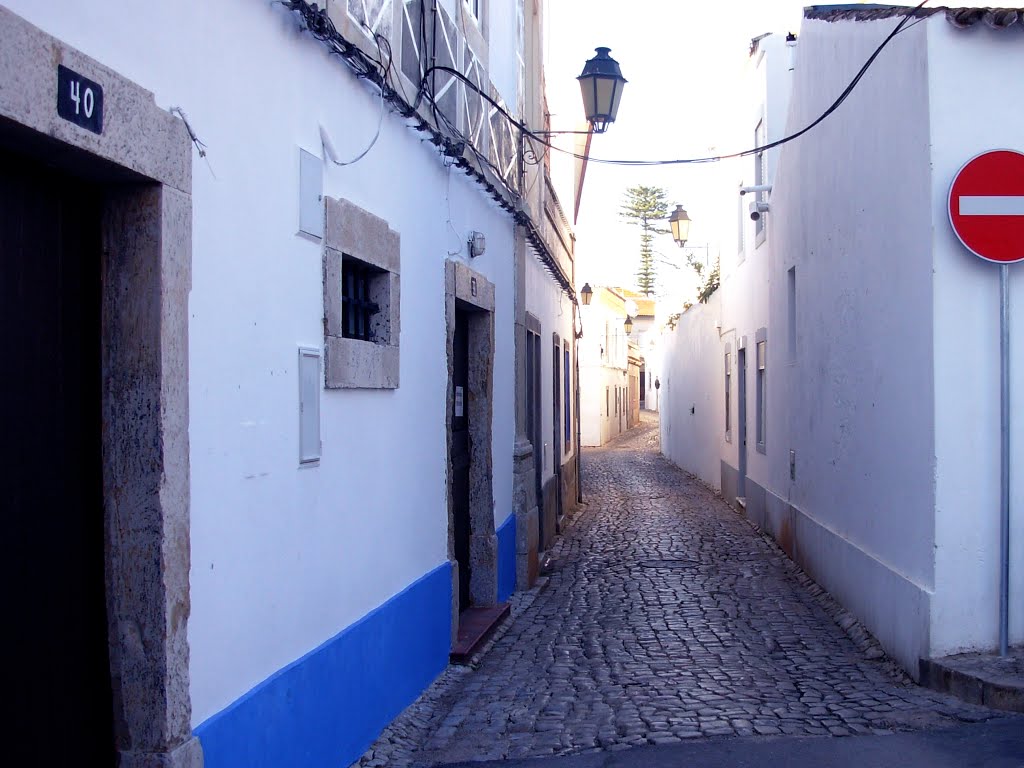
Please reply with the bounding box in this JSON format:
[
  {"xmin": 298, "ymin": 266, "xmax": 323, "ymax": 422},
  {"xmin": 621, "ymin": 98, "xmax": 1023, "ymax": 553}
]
[{"xmin": 357, "ymin": 413, "xmax": 1003, "ymax": 767}]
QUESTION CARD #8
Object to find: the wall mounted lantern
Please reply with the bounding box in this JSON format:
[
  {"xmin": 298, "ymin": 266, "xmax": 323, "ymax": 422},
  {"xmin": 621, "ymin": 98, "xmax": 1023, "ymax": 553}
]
[
  {"xmin": 624, "ymin": 316, "xmax": 634, "ymax": 335},
  {"xmin": 669, "ymin": 204, "xmax": 691, "ymax": 247},
  {"xmin": 578, "ymin": 48, "xmax": 627, "ymax": 134},
  {"xmin": 580, "ymin": 283, "xmax": 593, "ymax": 305}
]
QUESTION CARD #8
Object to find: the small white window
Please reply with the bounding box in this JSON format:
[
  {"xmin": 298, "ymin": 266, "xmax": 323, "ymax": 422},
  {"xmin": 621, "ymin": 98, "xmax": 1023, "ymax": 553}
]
[{"xmin": 299, "ymin": 347, "xmax": 321, "ymax": 465}]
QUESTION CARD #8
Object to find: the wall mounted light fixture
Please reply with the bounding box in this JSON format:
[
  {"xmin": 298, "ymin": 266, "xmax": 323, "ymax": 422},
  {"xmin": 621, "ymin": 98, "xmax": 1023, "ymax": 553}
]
[{"xmin": 468, "ymin": 231, "xmax": 486, "ymax": 258}]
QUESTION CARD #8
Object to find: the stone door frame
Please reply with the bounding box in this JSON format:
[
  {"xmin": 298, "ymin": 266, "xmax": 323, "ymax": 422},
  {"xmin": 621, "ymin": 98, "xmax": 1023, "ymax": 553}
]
[
  {"xmin": 445, "ymin": 260, "xmax": 497, "ymax": 638},
  {"xmin": 0, "ymin": 9, "xmax": 199, "ymax": 766}
]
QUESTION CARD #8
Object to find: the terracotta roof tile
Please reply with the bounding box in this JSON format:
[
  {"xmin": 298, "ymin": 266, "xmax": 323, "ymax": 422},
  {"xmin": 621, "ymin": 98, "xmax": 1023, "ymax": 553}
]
[{"xmin": 804, "ymin": 5, "xmax": 1023, "ymax": 29}]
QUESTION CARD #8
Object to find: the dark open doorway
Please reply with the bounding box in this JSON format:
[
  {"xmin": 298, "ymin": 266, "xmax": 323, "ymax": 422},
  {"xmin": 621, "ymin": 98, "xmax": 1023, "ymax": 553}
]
[
  {"xmin": 737, "ymin": 346, "xmax": 748, "ymax": 500},
  {"xmin": 2, "ymin": 148, "xmax": 115, "ymax": 762},
  {"xmin": 526, "ymin": 327, "xmax": 543, "ymax": 546},
  {"xmin": 452, "ymin": 307, "xmax": 472, "ymax": 611}
]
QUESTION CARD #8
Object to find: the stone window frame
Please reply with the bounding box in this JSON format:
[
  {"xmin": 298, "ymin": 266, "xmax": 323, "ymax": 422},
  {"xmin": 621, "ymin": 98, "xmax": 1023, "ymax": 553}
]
[{"xmin": 323, "ymin": 196, "xmax": 401, "ymax": 390}]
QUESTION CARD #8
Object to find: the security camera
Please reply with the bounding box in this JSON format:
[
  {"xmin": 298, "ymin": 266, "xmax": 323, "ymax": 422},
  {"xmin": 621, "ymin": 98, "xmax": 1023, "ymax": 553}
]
[
  {"xmin": 749, "ymin": 200, "xmax": 770, "ymax": 221},
  {"xmin": 739, "ymin": 184, "xmax": 772, "ymax": 196}
]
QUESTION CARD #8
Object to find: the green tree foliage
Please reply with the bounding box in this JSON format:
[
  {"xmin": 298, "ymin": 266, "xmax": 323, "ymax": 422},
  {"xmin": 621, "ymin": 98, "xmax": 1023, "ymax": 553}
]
[
  {"xmin": 697, "ymin": 256, "xmax": 720, "ymax": 304},
  {"xmin": 682, "ymin": 250, "xmax": 720, "ymax": 304},
  {"xmin": 620, "ymin": 185, "xmax": 670, "ymax": 296}
]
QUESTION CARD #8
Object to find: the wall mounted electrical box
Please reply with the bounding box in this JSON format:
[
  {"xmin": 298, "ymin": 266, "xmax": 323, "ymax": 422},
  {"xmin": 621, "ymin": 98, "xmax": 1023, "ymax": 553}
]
[{"xmin": 298, "ymin": 346, "xmax": 322, "ymax": 465}]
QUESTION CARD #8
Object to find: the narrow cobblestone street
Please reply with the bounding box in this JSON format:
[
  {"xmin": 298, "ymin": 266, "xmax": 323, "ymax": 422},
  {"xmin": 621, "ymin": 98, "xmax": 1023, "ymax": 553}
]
[{"xmin": 360, "ymin": 413, "xmax": 1003, "ymax": 767}]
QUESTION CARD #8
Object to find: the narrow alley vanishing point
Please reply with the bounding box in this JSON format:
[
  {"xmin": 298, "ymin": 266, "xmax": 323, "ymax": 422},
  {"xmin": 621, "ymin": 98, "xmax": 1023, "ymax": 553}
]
[{"xmin": 361, "ymin": 414, "xmax": 1001, "ymax": 766}]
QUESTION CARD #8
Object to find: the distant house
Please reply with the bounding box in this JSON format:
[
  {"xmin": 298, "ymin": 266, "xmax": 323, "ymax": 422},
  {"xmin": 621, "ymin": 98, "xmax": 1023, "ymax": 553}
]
[
  {"xmin": 661, "ymin": 7, "xmax": 1024, "ymax": 677},
  {"xmin": 1, "ymin": 0, "xmax": 579, "ymax": 765},
  {"xmin": 618, "ymin": 289, "xmax": 661, "ymax": 412},
  {"xmin": 579, "ymin": 287, "xmax": 634, "ymax": 446}
]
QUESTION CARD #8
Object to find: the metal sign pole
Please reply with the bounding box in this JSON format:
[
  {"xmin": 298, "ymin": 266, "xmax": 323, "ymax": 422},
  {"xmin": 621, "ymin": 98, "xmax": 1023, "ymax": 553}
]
[
  {"xmin": 999, "ymin": 263, "xmax": 1010, "ymax": 656},
  {"xmin": 948, "ymin": 150, "xmax": 1023, "ymax": 656}
]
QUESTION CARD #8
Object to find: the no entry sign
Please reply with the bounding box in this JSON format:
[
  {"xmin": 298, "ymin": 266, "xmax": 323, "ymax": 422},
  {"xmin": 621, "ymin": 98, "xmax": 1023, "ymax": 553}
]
[{"xmin": 948, "ymin": 149, "xmax": 1024, "ymax": 263}]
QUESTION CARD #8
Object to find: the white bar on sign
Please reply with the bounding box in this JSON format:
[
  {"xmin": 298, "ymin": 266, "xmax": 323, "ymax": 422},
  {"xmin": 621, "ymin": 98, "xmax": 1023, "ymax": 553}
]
[{"xmin": 959, "ymin": 196, "xmax": 1024, "ymax": 216}]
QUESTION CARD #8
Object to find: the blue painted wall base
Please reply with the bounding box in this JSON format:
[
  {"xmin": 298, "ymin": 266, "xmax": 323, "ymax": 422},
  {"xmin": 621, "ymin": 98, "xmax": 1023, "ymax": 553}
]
[
  {"xmin": 497, "ymin": 513, "xmax": 516, "ymax": 602},
  {"xmin": 195, "ymin": 563, "xmax": 452, "ymax": 768}
]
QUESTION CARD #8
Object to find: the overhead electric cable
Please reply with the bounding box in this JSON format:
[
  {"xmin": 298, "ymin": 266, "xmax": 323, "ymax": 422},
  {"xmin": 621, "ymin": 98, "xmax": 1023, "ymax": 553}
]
[{"xmin": 418, "ymin": 0, "xmax": 931, "ymax": 167}]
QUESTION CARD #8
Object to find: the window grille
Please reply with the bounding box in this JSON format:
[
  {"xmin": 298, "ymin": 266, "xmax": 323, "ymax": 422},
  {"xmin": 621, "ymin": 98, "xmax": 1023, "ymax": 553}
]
[{"xmin": 341, "ymin": 258, "xmax": 381, "ymax": 342}]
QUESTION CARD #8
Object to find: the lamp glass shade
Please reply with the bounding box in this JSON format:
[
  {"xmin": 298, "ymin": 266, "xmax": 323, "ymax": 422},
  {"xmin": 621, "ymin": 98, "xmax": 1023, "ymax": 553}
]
[
  {"xmin": 578, "ymin": 48, "xmax": 626, "ymax": 133},
  {"xmin": 669, "ymin": 204, "xmax": 691, "ymax": 247},
  {"xmin": 624, "ymin": 316, "xmax": 633, "ymax": 335},
  {"xmin": 580, "ymin": 283, "xmax": 593, "ymax": 306}
]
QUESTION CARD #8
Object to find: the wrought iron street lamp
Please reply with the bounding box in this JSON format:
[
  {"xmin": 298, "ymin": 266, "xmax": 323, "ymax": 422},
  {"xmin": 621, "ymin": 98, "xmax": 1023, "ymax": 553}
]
[
  {"xmin": 669, "ymin": 204, "xmax": 692, "ymax": 247},
  {"xmin": 624, "ymin": 316, "xmax": 634, "ymax": 335},
  {"xmin": 578, "ymin": 48, "xmax": 627, "ymax": 134},
  {"xmin": 580, "ymin": 283, "xmax": 593, "ymax": 305}
]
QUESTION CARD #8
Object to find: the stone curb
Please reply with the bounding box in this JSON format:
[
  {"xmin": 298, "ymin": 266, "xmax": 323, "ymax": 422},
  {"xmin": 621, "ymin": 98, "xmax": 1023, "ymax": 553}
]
[{"xmin": 919, "ymin": 658, "xmax": 1024, "ymax": 713}]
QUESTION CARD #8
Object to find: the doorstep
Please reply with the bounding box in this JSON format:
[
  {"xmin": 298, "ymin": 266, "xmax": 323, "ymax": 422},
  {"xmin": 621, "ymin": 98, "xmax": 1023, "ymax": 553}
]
[
  {"xmin": 920, "ymin": 646, "xmax": 1024, "ymax": 712},
  {"xmin": 450, "ymin": 603, "xmax": 510, "ymax": 664}
]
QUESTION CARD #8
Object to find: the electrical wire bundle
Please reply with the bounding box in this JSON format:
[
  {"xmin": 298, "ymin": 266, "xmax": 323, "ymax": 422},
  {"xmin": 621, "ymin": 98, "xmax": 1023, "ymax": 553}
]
[{"xmin": 282, "ymin": 0, "xmax": 932, "ymax": 301}]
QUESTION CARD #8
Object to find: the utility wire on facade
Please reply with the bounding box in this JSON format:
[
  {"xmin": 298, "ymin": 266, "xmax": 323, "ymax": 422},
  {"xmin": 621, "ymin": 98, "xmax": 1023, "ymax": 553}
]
[{"xmin": 420, "ymin": 0, "xmax": 930, "ymax": 168}]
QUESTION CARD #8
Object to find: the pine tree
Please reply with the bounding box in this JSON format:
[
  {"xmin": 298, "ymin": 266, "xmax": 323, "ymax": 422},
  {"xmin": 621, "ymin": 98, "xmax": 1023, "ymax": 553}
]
[{"xmin": 620, "ymin": 185, "xmax": 670, "ymax": 296}]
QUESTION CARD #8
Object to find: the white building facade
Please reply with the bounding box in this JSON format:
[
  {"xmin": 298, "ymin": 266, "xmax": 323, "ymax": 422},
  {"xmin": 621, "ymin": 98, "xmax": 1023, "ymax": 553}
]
[
  {"xmin": 1, "ymin": 1, "xmax": 579, "ymax": 765},
  {"xmin": 661, "ymin": 7, "xmax": 1024, "ymax": 677},
  {"xmin": 579, "ymin": 287, "xmax": 633, "ymax": 446}
]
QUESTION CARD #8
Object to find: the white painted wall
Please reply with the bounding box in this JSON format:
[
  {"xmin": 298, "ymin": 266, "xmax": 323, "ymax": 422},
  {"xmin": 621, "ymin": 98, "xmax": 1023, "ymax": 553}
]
[
  {"xmin": 579, "ymin": 296, "xmax": 630, "ymax": 446},
  {"xmin": 763, "ymin": 17, "xmax": 937, "ymax": 669},
  {"xmin": 663, "ymin": 13, "xmax": 1024, "ymax": 669},
  {"xmin": 660, "ymin": 293, "xmax": 726, "ymax": 489},
  {"xmin": 769, "ymin": 15, "xmax": 937, "ymax": 582},
  {"xmin": 661, "ymin": 19, "xmax": 953, "ymax": 670},
  {"xmin": 580, "ymin": 366, "xmax": 630, "ymax": 447},
  {"xmin": 3, "ymin": 0, "xmax": 521, "ymax": 725},
  {"xmin": 926, "ymin": 16, "xmax": 1024, "ymax": 654},
  {"xmin": 662, "ymin": 34, "xmax": 781, "ymax": 500}
]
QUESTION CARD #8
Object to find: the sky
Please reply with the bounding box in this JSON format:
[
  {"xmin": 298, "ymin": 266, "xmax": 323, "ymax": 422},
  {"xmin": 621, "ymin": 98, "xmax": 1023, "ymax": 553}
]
[{"xmin": 542, "ymin": 0, "xmax": 813, "ymax": 298}]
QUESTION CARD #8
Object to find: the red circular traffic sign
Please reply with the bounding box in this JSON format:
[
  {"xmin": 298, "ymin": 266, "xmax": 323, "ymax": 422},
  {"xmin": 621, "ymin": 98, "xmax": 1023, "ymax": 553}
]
[{"xmin": 948, "ymin": 149, "xmax": 1024, "ymax": 264}]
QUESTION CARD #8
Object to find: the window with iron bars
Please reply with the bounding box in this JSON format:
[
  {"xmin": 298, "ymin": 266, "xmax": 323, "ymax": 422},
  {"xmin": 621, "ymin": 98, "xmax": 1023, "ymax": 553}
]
[{"xmin": 341, "ymin": 258, "xmax": 383, "ymax": 342}]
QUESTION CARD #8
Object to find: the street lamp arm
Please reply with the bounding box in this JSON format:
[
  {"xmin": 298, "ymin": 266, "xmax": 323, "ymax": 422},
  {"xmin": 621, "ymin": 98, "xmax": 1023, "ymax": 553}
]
[{"xmin": 531, "ymin": 128, "xmax": 596, "ymax": 137}]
